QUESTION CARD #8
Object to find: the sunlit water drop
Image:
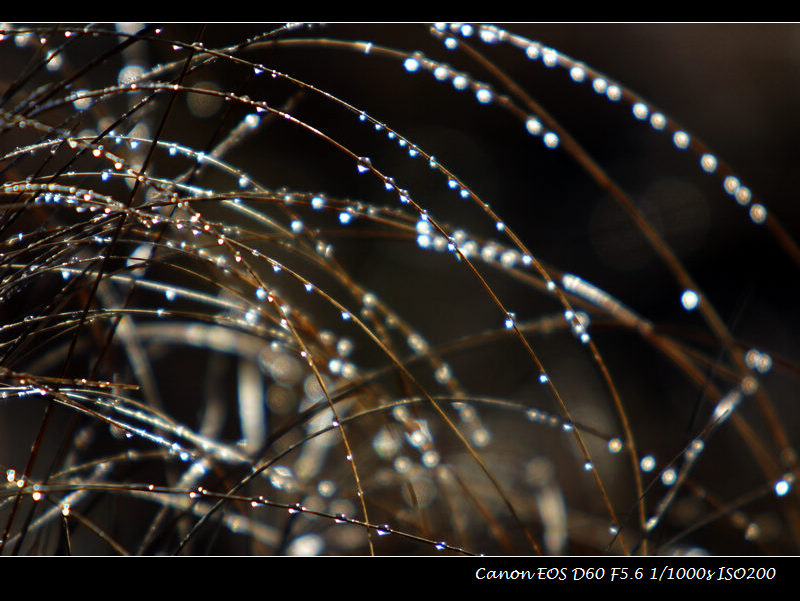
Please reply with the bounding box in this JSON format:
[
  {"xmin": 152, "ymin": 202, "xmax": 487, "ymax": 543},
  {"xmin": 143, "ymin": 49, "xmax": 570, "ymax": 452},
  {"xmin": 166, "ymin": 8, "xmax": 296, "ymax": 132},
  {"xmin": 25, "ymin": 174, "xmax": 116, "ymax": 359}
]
[{"xmin": 681, "ymin": 289, "xmax": 699, "ymax": 311}]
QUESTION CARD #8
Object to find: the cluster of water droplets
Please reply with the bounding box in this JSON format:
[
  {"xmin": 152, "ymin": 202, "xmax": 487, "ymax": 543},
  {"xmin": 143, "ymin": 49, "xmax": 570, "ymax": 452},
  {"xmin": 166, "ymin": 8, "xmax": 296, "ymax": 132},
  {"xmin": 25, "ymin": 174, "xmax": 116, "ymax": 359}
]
[{"xmin": 0, "ymin": 22, "xmax": 796, "ymax": 557}]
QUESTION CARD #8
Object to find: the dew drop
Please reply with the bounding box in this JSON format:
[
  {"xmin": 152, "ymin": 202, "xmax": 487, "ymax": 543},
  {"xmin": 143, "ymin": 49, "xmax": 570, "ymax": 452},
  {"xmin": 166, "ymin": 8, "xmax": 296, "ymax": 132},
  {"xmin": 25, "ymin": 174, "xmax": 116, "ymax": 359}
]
[
  {"xmin": 525, "ymin": 45, "xmax": 540, "ymax": 60},
  {"xmin": 745, "ymin": 348, "xmax": 772, "ymax": 374},
  {"xmin": 724, "ymin": 176, "xmax": 740, "ymax": 195},
  {"xmin": 403, "ymin": 57, "xmax": 420, "ymax": 72},
  {"xmin": 673, "ymin": 131, "xmax": 690, "ymax": 149},
  {"xmin": 741, "ymin": 376, "xmax": 759, "ymax": 396},
  {"xmin": 569, "ymin": 66, "xmax": 585, "ymax": 82},
  {"xmin": 650, "ymin": 113, "xmax": 667, "ymax": 130},
  {"xmin": 408, "ymin": 427, "xmax": 429, "ymax": 448},
  {"xmin": 744, "ymin": 522, "xmax": 761, "ymax": 541},
  {"xmin": 342, "ymin": 363, "xmax": 358, "ymax": 380},
  {"xmin": 433, "ymin": 66, "xmax": 449, "ymax": 81},
  {"xmin": 328, "ymin": 358, "xmax": 342, "ymax": 375},
  {"xmin": 606, "ymin": 85, "xmax": 621, "ymax": 101},
  {"xmin": 434, "ymin": 363, "xmax": 453, "ymax": 384},
  {"xmin": 525, "ymin": 117, "xmax": 542, "ymax": 136},
  {"xmin": 72, "ymin": 90, "xmax": 92, "ymax": 110},
  {"xmin": 472, "ymin": 428, "xmax": 490, "ymax": 447},
  {"xmin": 749, "ymin": 204, "xmax": 767, "ymax": 224},
  {"xmin": 416, "ymin": 219, "xmax": 432, "ymax": 236},
  {"xmin": 543, "ymin": 132, "xmax": 559, "ymax": 148},
  {"xmin": 356, "ymin": 157, "xmax": 372, "ymax": 174},
  {"xmin": 736, "ymin": 186, "xmax": 752, "ymax": 206},
  {"xmin": 640, "ymin": 455, "xmax": 656, "ymax": 472},
  {"xmin": 592, "ymin": 78, "xmax": 607, "ymax": 94},
  {"xmin": 362, "ymin": 292, "xmax": 378, "ymax": 307},
  {"xmin": 681, "ymin": 289, "xmax": 699, "ymax": 311},
  {"xmin": 318, "ymin": 480, "xmax": 336, "ymax": 497},
  {"xmin": 700, "ymin": 153, "xmax": 717, "ymax": 173},
  {"xmin": 394, "ymin": 456, "xmax": 411, "ymax": 473},
  {"xmin": 500, "ymin": 250, "xmax": 518, "ymax": 268},
  {"xmin": 407, "ymin": 333, "xmax": 428, "ymax": 354},
  {"xmin": 377, "ymin": 525, "xmax": 391, "ymax": 536},
  {"xmin": 269, "ymin": 466, "xmax": 297, "ymax": 491},
  {"xmin": 422, "ymin": 450, "xmax": 440, "ymax": 468},
  {"xmin": 542, "ymin": 48, "xmax": 558, "ymax": 67},
  {"xmin": 475, "ymin": 88, "xmax": 492, "ymax": 104}
]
